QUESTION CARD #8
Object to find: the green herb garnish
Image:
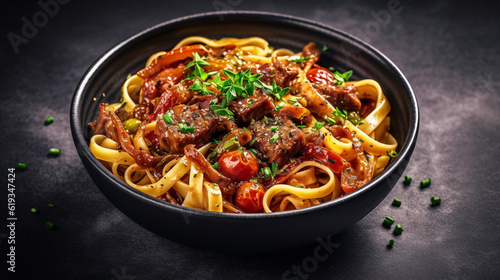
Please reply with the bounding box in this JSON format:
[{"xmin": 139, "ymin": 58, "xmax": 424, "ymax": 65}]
[
  {"xmin": 271, "ymin": 132, "xmax": 279, "ymax": 143},
  {"xmin": 49, "ymin": 148, "xmax": 61, "ymax": 157},
  {"xmin": 431, "ymin": 196, "xmax": 441, "ymax": 205},
  {"xmin": 313, "ymin": 121, "xmax": 325, "ymax": 130},
  {"xmin": 44, "ymin": 117, "xmax": 54, "ymax": 125},
  {"xmin": 178, "ymin": 123, "xmax": 195, "ymax": 133},
  {"xmin": 394, "ymin": 224, "xmax": 404, "ymax": 234},
  {"xmin": 387, "ymin": 150, "xmax": 398, "ymax": 157},
  {"xmin": 162, "ymin": 111, "xmax": 173, "ymax": 124},
  {"xmin": 210, "ymin": 105, "xmax": 234, "ymax": 116},
  {"xmin": 392, "ymin": 199, "xmax": 402, "ymax": 207},
  {"xmin": 333, "ymin": 70, "xmax": 353, "ymax": 85},
  {"xmin": 383, "ymin": 216, "xmax": 395, "ymax": 228},
  {"xmin": 420, "ymin": 178, "xmax": 431, "ymax": 188},
  {"xmin": 403, "ymin": 175, "xmax": 412, "ymax": 185}
]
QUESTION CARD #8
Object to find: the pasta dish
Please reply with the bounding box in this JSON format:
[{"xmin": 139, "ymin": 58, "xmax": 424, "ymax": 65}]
[{"xmin": 88, "ymin": 36, "xmax": 398, "ymax": 213}]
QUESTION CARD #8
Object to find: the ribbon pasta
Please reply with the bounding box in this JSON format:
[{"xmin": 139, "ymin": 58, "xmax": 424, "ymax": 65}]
[{"xmin": 88, "ymin": 36, "xmax": 398, "ymax": 214}]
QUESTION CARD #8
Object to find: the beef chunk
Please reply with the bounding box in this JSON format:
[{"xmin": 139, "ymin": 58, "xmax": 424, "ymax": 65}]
[
  {"xmin": 115, "ymin": 108, "xmax": 130, "ymax": 122},
  {"xmin": 248, "ymin": 117, "xmax": 306, "ymax": 168},
  {"xmin": 257, "ymin": 57, "xmax": 300, "ymax": 88},
  {"xmin": 155, "ymin": 104, "xmax": 218, "ymax": 153},
  {"xmin": 228, "ymin": 92, "xmax": 275, "ymax": 122},
  {"xmin": 272, "ymin": 57, "xmax": 299, "ymax": 88},
  {"xmin": 312, "ymin": 83, "xmax": 362, "ymax": 111}
]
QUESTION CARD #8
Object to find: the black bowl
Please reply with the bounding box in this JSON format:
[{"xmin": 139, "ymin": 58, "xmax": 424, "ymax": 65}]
[{"xmin": 70, "ymin": 11, "xmax": 418, "ymax": 253}]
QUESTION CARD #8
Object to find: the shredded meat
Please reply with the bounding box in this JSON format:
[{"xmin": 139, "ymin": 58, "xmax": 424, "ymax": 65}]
[
  {"xmin": 228, "ymin": 92, "xmax": 275, "ymax": 122},
  {"xmin": 312, "ymin": 83, "xmax": 362, "ymax": 111},
  {"xmin": 248, "ymin": 116, "xmax": 306, "ymax": 168},
  {"xmin": 274, "ymin": 105, "xmax": 313, "ymax": 125},
  {"xmin": 257, "ymin": 57, "xmax": 300, "ymax": 88},
  {"xmin": 184, "ymin": 144, "xmax": 235, "ymax": 195},
  {"xmin": 304, "ymin": 129, "xmax": 324, "ymax": 145},
  {"xmin": 89, "ymin": 103, "xmax": 109, "ymax": 136},
  {"xmin": 155, "ymin": 104, "xmax": 219, "ymax": 153}
]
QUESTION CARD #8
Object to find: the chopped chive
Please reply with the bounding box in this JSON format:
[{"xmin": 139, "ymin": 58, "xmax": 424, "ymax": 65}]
[
  {"xmin": 262, "ymin": 116, "xmax": 268, "ymax": 122},
  {"xmin": 249, "ymin": 149, "xmax": 257, "ymax": 156},
  {"xmin": 49, "ymin": 148, "xmax": 61, "ymax": 156},
  {"xmin": 17, "ymin": 162, "xmax": 27, "ymax": 170},
  {"xmin": 275, "ymin": 102, "xmax": 285, "ymax": 112},
  {"xmin": 163, "ymin": 111, "xmax": 173, "ymax": 124},
  {"xmin": 392, "ymin": 198, "xmax": 402, "ymax": 207},
  {"xmin": 178, "ymin": 123, "xmax": 195, "ymax": 133},
  {"xmin": 394, "ymin": 224, "xmax": 404, "ymax": 234},
  {"xmin": 328, "ymin": 66, "xmax": 335, "ymax": 71},
  {"xmin": 403, "ymin": 175, "xmax": 412, "ymax": 185},
  {"xmin": 383, "ymin": 216, "xmax": 395, "ymax": 228},
  {"xmin": 46, "ymin": 221, "xmax": 55, "ymax": 230},
  {"xmin": 119, "ymin": 102, "xmax": 127, "ymax": 109},
  {"xmin": 326, "ymin": 117, "xmax": 336, "ymax": 124},
  {"xmin": 322, "ymin": 44, "xmax": 328, "ymax": 52},
  {"xmin": 250, "ymin": 138, "xmax": 258, "ymax": 146},
  {"xmin": 270, "ymin": 126, "xmax": 278, "ymax": 132},
  {"xmin": 262, "ymin": 167, "xmax": 272, "ymax": 177},
  {"xmin": 271, "ymin": 132, "xmax": 279, "ymax": 143},
  {"xmin": 387, "ymin": 150, "xmax": 398, "ymax": 157},
  {"xmin": 289, "ymin": 97, "xmax": 298, "ymax": 103},
  {"xmin": 31, "ymin": 208, "xmax": 38, "ymax": 214},
  {"xmin": 431, "ymin": 196, "xmax": 441, "ymax": 205},
  {"xmin": 212, "ymin": 162, "xmax": 219, "ymax": 169},
  {"xmin": 48, "ymin": 203, "xmax": 55, "ymax": 208},
  {"xmin": 388, "ymin": 239, "xmax": 395, "ymax": 246},
  {"xmin": 296, "ymin": 125, "xmax": 306, "ymax": 128},
  {"xmin": 420, "ymin": 178, "xmax": 431, "ymax": 188},
  {"xmin": 44, "ymin": 117, "xmax": 54, "ymax": 125}
]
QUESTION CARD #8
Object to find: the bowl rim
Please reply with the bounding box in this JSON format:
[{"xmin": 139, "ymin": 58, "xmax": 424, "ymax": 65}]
[{"xmin": 71, "ymin": 10, "xmax": 419, "ymax": 221}]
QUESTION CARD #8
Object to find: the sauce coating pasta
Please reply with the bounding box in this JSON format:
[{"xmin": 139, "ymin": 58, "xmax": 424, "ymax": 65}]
[{"xmin": 88, "ymin": 36, "xmax": 398, "ymax": 213}]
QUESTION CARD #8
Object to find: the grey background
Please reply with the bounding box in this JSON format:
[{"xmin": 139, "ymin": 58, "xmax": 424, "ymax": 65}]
[{"xmin": 1, "ymin": 0, "xmax": 499, "ymax": 279}]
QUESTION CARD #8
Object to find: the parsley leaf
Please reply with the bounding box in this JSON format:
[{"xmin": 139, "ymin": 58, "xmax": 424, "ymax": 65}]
[
  {"xmin": 333, "ymin": 70, "xmax": 353, "ymax": 85},
  {"xmin": 189, "ymin": 79, "xmax": 216, "ymax": 95},
  {"xmin": 184, "ymin": 52, "xmax": 210, "ymax": 70},
  {"xmin": 333, "ymin": 107, "xmax": 347, "ymax": 120},
  {"xmin": 210, "ymin": 105, "xmax": 234, "ymax": 116},
  {"xmin": 269, "ymin": 80, "xmax": 289, "ymax": 101}
]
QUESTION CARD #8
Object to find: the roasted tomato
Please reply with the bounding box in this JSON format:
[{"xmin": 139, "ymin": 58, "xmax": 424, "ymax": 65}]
[
  {"xmin": 218, "ymin": 149, "xmax": 258, "ymax": 181},
  {"xmin": 303, "ymin": 144, "xmax": 346, "ymax": 173},
  {"xmin": 306, "ymin": 67, "xmax": 335, "ymax": 86},
  {"xmin": 235, "ymin": 182, "xmax": 266, "ymax": 213},
  {"xmin": 137, "ymin": 44, "xmax": 207, "ymax": 78}
]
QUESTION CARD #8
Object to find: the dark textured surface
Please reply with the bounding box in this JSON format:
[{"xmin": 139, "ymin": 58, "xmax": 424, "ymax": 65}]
[{"xmin": 1, "ymin": 0, "xmax": 499, "ymax": 279}]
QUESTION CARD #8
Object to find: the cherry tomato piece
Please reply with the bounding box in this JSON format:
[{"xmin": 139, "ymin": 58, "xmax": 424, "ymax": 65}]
[
  {"xmin": 137, "ymin": 44, "xmax": 207, "ymax": 78},
  {"xmin": 303, "ymin": 144, "xmax": 345, "ymax": 173},
  {"xmin": 306, "ymin": 67, "xmax": 335, "ymax": 86},
  {"xmin": 235, "ymin": 182, "xmax": 266, "ymax": 213},
  {"xmin": 218, "ymin": 149, "xmax": 258, "ymax": 181}
]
